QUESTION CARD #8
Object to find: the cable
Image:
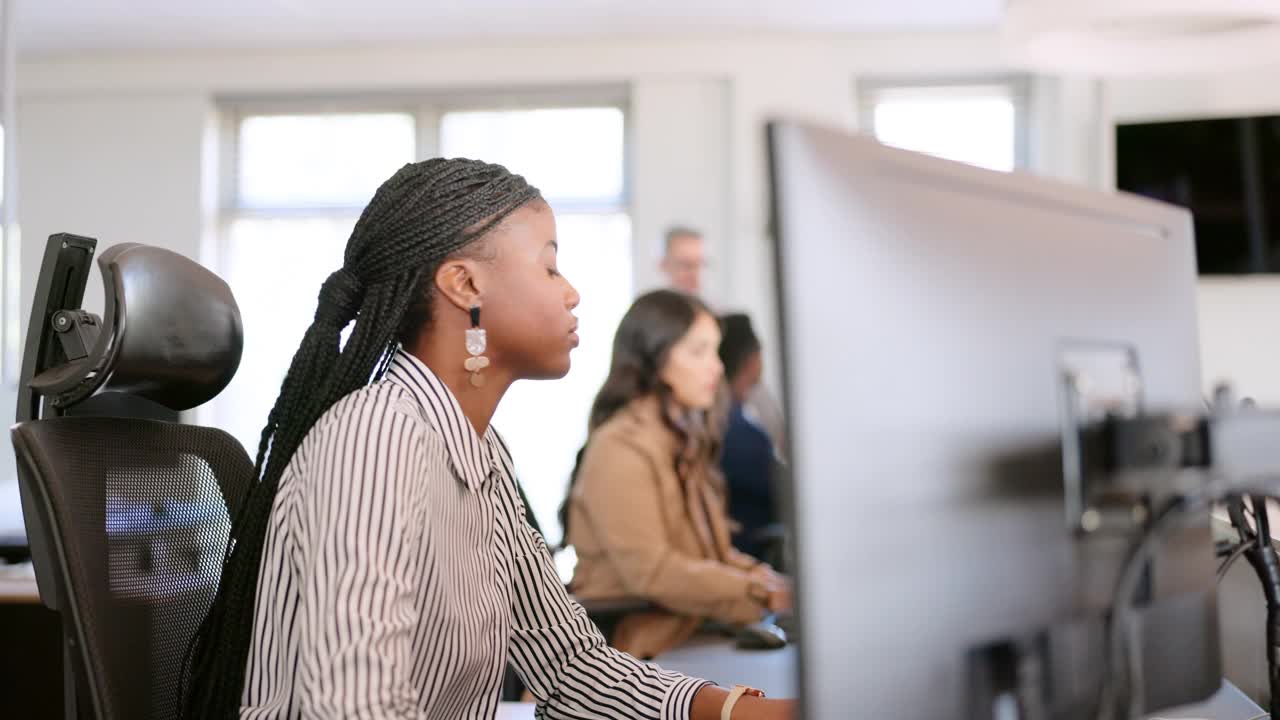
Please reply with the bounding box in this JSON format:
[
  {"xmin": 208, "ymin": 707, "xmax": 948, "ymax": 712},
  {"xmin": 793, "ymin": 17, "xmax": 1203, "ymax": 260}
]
[
  {"xmin": 1218, "ymin": 497, "xmax": 1262, "ymax": 580},
  {"xmin": 1099, "ymin": 493, "xmax": 1202, "ymax": 720},
  {"xmin": 1097, "ymin": 483, "xmax": 1272, "ymax": 720},
  {"xmin": 1256, "ymin": 497, "xmax": 1273, "ymax": 546},
  {"xmin": 1220, "ymin": 538, "xmax": 1240, "ymax": 556},
  {"xmin": 1093, "ymin": 481, "xmax": 1280, "ymax": 720},
  {"xmin": 1230, "ymin": 497, "xmax": 1258, "ymax": 545},
  {"xmin": 1247, "ymin": 499, "xmax": 1280, "ymax": 720},
  {"xmin": 1221, "ymin": 541, "xmax": 1255, "ymax": 582}
]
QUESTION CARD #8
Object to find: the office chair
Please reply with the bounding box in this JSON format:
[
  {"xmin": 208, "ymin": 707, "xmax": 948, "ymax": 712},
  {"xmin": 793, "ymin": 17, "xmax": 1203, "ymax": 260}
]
[{"xmin": 12, "ymin": 236, "xmax": 251, "ymax": 720}]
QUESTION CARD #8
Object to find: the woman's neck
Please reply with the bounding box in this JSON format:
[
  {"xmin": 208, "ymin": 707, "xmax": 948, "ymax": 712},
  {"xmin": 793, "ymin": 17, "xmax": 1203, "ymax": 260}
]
[
  {"xmin": 408, "ymin": 337, "xmax": 513, "ymax": 438},
  {"xmin": 631, "ymin": 392, "xmax": 691, "ymax": 424}
]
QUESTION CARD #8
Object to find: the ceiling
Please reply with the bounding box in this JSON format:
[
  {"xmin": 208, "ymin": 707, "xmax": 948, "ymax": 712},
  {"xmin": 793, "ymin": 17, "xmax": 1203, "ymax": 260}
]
[{"xmin": 15, "ymin": 0, "xmax": 1005, "ymax": 55}]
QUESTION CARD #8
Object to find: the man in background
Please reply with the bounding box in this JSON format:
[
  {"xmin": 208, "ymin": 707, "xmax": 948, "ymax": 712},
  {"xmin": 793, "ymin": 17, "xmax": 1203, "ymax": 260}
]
[{"xmin": 659, "ymin": 226, "xmax": 708, "ymax": 296}]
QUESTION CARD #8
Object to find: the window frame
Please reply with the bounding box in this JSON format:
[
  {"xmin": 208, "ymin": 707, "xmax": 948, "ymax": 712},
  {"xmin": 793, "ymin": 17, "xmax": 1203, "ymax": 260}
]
[
  {"xmin": 210, "ymin": 87, "xmax": 634, "ymax": 359},
  {"xmin": 217, "ymin": 85, "xmax": 631, "ymax": 220},
  {"xmin": 857, "ymin": 75, "xmax": 1033, "ymax": 171}
]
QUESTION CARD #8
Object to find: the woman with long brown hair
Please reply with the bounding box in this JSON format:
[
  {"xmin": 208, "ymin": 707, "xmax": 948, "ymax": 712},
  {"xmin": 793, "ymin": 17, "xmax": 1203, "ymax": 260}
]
[{"xmin": 563, "ymin": 290, "xmax": 790, "ymax": 660}]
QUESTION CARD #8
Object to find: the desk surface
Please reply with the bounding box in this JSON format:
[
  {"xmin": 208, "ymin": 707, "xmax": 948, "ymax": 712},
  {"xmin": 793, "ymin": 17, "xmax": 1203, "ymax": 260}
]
[
  {"xmin": 496, "ymin": 681, "xmax": 1262, "ymax": 719},
  {"xmin": 652, "ymin": 634, "xmax": 796, "ymax": 699},
  {"xmin": 1148, "ymin": 681, "xmax": 1263, "ymax": 719},
  {"xmin": 0, "ymin": 562, "xmax": 39, "ymax": 603}
]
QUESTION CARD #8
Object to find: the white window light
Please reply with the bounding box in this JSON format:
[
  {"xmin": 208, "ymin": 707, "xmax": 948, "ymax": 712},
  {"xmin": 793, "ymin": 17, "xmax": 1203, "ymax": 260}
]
[{"xmin": 864, "ymin": 83, "xmax": 1024, "ymax": 173}]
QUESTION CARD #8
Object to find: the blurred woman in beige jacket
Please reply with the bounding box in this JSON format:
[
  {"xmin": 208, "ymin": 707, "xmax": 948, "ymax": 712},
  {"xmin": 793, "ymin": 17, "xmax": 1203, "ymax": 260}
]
[{"xmin": 562, "ymin": 290, "xmax": 790, "ymax": 659}]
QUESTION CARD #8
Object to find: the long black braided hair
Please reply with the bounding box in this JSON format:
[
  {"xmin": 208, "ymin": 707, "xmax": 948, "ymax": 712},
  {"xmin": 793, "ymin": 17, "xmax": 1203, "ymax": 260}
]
[{"xmin": 182, "ymin": 158, "xmax": 541, "ymax": 718}]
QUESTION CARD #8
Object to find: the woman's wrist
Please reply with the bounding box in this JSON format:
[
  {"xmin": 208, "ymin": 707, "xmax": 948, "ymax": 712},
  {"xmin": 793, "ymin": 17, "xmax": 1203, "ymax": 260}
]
[
  {"xmin": 690, "ymin": 685, "xmax": 796, "ymax": 720},
  {"xmin": 725, "ymin": 695, "xmax": 773, "ymax": 720},
  {"xmin": 690, "ymin": 685, "xmax": 730, "ymax": 720}
]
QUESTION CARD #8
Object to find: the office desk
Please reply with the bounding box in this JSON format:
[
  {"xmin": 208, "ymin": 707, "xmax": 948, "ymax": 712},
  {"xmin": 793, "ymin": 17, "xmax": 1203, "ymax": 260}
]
[
  {"xmin": 0, "ymin": 579, "xmax": 39, "ymax": 603},
  {"xmin": 0, "ymin": 563, "xmax": 61, "ymax": 719},
  {"xmin": 652, "ymin": 634, "xmax": 797, "ymax": 698},
  {"xmin": 495, "ymin": 635, "xmax": 795, "ymax": 718},
  {"xmin": 496, "ymin": 681, "xmax": 1261, "ymax": 719},
  {"xmin": 1149, "ymin": 681, "xmax": 1263, "ymax": 719},
  {"xmin": 0, "ymin": 561, "xmax": 39, "ymax": 603}
]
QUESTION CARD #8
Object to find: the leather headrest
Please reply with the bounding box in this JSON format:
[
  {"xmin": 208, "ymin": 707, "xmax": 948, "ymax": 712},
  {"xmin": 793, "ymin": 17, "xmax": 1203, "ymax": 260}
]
[
  {"xmin": 97, "ymin": 243, "xmax": 244, "ymax": 410},
  {"xmin": 35, "ymin": 243, "xmax": 244, "ymax": 412}
]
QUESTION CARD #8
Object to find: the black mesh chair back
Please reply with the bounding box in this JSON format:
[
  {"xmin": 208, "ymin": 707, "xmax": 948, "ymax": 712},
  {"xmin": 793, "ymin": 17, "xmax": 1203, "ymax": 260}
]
[{"xmin": 12, "ymin": 417, "xmax": 253, "ymax": 720}]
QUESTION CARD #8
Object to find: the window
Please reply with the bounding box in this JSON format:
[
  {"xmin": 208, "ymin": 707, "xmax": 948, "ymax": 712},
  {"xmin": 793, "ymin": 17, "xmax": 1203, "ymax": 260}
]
[
  {"xmin": 237, "ymin": 113, "xmax": 416, "ymax": 209},
  {"xmin": 860, "ymin": 80, "xmax": 1029, "ymax": 172},
  {"xmin": 207, "ymin": 99, "xmax": 630, "ymax": 546},
  {"xmin": 440, "ymin": 108, "xmax": 625, "ymax": 209},
  {"xmin": 208, "ymin": 111, "xmax": 415, "ymax": 465}
]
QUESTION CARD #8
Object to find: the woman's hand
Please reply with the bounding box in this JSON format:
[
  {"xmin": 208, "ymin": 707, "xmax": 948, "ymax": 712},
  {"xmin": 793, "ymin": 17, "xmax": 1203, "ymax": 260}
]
[
  {"xmin": 747, "ymin": 564, "xmax": 793, "ymax": 614},
  {"xmin": 747, "ymin": 562, "xmax": 784, "ymax": 585},
  {"xmin": 765, "ymin": 584, "xmax": 792, "ymax": 614}
]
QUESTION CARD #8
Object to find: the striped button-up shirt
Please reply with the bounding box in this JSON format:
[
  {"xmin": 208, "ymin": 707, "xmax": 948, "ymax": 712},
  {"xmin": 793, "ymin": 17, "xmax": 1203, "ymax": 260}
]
[{"xmin": 241, "ymin": 350, "xmax": 710, "ymax": 719}]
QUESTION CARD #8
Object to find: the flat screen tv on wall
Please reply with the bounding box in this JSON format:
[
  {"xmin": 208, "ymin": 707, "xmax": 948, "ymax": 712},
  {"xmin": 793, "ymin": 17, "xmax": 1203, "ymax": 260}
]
[{"xmin": 1116, "ymin": 114, "xmax": 1280, "ymax": 274}]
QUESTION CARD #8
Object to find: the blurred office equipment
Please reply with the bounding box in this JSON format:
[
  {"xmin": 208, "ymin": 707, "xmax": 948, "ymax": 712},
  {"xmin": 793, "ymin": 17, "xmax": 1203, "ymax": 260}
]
[{"xmin": 768, "ymin": 121, "xmax": 1225, "ymax": 719}]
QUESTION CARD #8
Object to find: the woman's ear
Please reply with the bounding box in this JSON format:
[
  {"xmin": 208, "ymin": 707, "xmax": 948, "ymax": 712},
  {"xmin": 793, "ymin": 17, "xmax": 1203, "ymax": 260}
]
[{"xmin": 434, "ymin": 257, "xmax": 485, "ymax": 312}]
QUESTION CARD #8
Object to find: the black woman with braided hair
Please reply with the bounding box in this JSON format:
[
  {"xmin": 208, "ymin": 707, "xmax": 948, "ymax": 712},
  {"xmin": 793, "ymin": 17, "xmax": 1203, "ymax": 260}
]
[{"xmin": 181, "ymin": 158, "xmax": 796, "ymax": 720}]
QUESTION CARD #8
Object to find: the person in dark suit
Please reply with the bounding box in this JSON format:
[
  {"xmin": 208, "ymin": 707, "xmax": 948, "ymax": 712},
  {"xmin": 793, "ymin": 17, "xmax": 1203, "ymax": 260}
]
[{"xmin": 717, "ymin": 314, "xmax": 779, "ymax": 561}]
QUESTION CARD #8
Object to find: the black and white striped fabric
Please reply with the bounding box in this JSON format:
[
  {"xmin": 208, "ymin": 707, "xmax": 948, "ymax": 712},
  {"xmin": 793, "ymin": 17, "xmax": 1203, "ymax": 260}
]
[{"xmin": 241, "ymin": 349, "xmax": 709, "ymax": 719}]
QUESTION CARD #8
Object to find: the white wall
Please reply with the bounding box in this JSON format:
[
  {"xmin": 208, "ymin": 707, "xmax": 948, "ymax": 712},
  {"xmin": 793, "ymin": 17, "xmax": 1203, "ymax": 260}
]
[
  {"xmin": 17, "ymin": 93, "xmax": 212, "ymax": 325},
  {"xmin": 629, "ymin": 77, "xmax": 731, "ymax": 302},
  {"xmin": 1107, "ymin": 67, "xmax": 1280, "ymax": 124},
  {"xmin": 1197, "ymin": 278, "xmax": 1280, "ymax": 405}
]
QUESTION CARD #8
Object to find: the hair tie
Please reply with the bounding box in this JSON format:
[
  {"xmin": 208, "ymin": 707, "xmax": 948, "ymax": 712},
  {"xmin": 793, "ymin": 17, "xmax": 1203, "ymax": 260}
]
[{"xmin": 315, "ymin": 268, "xmax": 364, "ymax": 327}]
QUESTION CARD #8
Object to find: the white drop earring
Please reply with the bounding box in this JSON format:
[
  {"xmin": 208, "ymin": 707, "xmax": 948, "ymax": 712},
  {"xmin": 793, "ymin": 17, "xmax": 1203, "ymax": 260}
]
[{"xmin": 464, "ymin": 305, "xmax": 489, "ymax": 387}]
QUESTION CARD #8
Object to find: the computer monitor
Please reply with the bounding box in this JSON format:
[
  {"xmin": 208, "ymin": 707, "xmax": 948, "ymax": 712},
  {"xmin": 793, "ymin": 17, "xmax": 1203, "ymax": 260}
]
[{"xmin": 767, "ymin": 121, "xmax": 1219, "ymax": 718}]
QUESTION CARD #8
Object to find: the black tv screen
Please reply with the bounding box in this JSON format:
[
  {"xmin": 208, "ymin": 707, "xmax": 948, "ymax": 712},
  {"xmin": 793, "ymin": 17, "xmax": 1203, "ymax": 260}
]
[{"xmin": 1116, "ymin": 115, "xmax": 1280, "ymax": 274}]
